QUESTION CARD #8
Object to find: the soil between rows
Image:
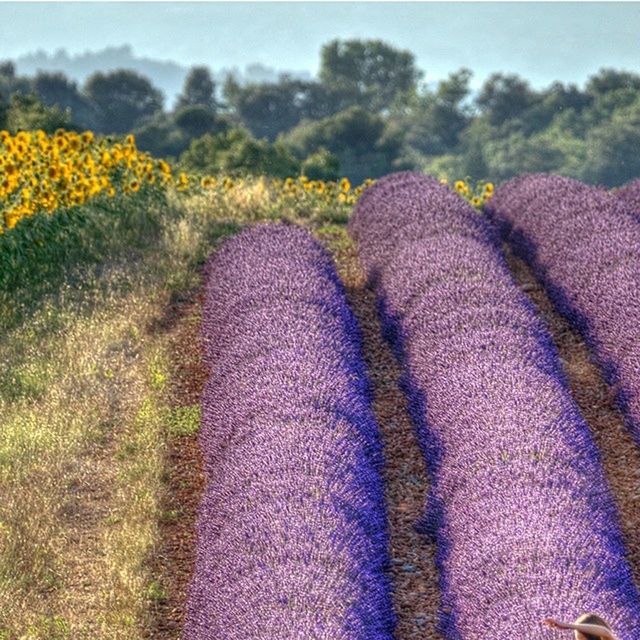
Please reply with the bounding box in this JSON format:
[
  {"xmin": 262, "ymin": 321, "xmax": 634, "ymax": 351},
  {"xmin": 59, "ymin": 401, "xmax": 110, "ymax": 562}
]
[{"xmin": 151, "ymin": 238, "xmax": 640, "ymax": 638}]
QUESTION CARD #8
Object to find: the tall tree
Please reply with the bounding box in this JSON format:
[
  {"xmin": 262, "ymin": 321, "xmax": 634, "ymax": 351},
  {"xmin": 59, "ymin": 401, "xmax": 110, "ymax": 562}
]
[
  {"xmin": 174, "ymin": 104, "xmax": 220, "ymax": 138},
  {"xmin": 33, "ymin": 71, "xmax": 99, "ymax": 129},
  {"xmin": 319, "ymin": 39, "xmax": 422, "ymax": 112},
  {"xmin": 176, "ymin": 66, "xmax": 218, "ymax": 111},
  {"xmin": 224, "ymin": 77, "xmax": 334, "ymax": 141},
  {"xmin": 582, "ymin": 97, "xmax": 640, "ymax": 186},
  {"xmin": 281, "ymin": 106, "xmax": 406, "ymax": 183},
  {"xmin": 0, "ymin": 60, "xmax": 30, "ymax": 103},
  {"xmin": 84, "ymin": 69, "xmax": 164, "ymax": 134},
  {"xmin": 5, "ymin": 93, "xmax": 72, "ymax": 134},
  {"xmin": 392, "ymin": 68, "xmax": 473, "ymax": 158},
  {"xmin": 586, "ymin": 68, "xmax": 640, "ymax": 96},
  {"xmin": 476, "ymin": 73, "xmax": 536, "ymax": 125},
  {"xmin": 180, "ymin": 127, "xmax": 299, "ymax": 178}
]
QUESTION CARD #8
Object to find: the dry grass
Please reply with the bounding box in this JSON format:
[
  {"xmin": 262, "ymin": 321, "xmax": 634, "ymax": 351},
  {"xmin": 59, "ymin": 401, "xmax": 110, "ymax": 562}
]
[{"xmin": 0, "ymin": 275, "xmax": 167, "ymax": 639}]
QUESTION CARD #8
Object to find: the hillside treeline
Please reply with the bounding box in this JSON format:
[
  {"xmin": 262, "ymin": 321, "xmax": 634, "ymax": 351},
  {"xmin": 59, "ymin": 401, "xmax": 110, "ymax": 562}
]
[{"xmin": 2, "ymin": 39, "xmax": 640, "ymax": 186}]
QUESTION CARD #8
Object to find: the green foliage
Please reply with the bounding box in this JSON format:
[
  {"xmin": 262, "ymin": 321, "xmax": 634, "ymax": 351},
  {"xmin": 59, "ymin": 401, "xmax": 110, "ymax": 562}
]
[
  {"xmin": 319, "ymin": 38, "xmax": 422, "ymax": 112},
  {"xmin": 476, "ymin": 73, "xmax": 536, "ymax": 126},
  {"xmin": 483, "ymin": 131, "xmax": 565, "ymax": 182},
  {"xmin": 133, "ymin": 112, "xmax": 190, "ymax": 159},
  {"xmin": 180, "ymin": 128, "xmax": 300, "ymax": 178},
  {"xmin": 84, "ymin": 69, "xmax": 164, "ymax": 134},
  {"xmin": 0, "ymin": 189, "xmax": 166, "ymax": 326},
  {"xmin": 390, "ymin": 68, "xmax": 472, "ymax": 156},
  {"xmin": 223, "ymin": 78, "xmax": 335, "ymax": 141},
  {"xmin": 586, "ymin": 68, "xmax": 640, "ymax": 96},
  {"xmin": 300, "ymin": 147, "xmax": 340, "ymax": 181},
  {"xmin": 5, "ymin": 94, "xmax": 72, "ymax": 134},
  {"xmin": 282, "ymin": 106, "xmax": 405, "ymax": 184},
  {"xmin": 582, "ymin": 97, "xmax": 640, "ymax": 186},
  {"xmin": 174, "ymin": 104, "xmax": 224, "ymax": 139},
  {"xmin": 32, "ymin": 71, "xmax": 99, "ymax": 130},
  {"xmin": 176, "ymin": 66, "xmax": 218, "ymax": 112}
]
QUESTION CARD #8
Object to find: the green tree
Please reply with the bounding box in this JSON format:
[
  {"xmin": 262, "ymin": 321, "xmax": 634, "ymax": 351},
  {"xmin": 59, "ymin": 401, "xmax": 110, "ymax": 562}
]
[
  {"xmin": 391, "ymin": 68, "xmax": 473, "ymax": 158},
  {"xmin": 319, "ymin": 39, "xmax": 422, "ymax": 112},
  {"xmin": 174, "ymin": 104, "xmax": 220, "ymax": 139},
  {"xmin": 517, "ymin": 82, "xmax": 592, "ymax": 135},
  {"xmin": 476, "ymin": 73, "xmax": 536, "ymax": 126},
  {"xmin": 84, "ymin": 69, "xmax": 164, "ymax": 134},
  {"xmin": 176, "ymin": 66, "xmax": 218, "ymax": 111},
  {"xmin": 300, "ymin": 147, "xmax": 340, "ymax": 181},
  {"xmin": 582, "ymin": 98, "xmax": 640, "ymax": 186},
  {"xmin": 586, "ymin": 68, "xmax": 640, "ymax": 96},
  {"xmin": 32, "ymin": 71, "xmax": 99, "ymax": 130},
  {"xmin": 223, "ymin": 77, "xmax": 335, "ymax": 141},
  {"xmin": 5, "ymin": 93, "xmax": 72, "ymax": 133},
  {"xmin": 133, "ymin": 112, "xmax": 190, "ymax": 159},
  {"xmin": 180, "ymin": 128, "xmax": 300, "ymax": 178},
  {"xmin": 0, "ymin": 60, "xmax": 31, "ymax": 104},
  {"xmin": 281, "ymin": 106, "xmax": 405, "ymax": 184},
  {"xmin": 484, "ymin": 130, "xmax": 565, "ymax": 182}
]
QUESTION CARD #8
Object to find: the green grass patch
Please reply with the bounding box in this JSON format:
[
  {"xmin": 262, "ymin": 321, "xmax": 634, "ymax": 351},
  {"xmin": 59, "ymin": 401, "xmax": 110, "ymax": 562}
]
[{"xmin": 167, "ymin": 404, "xmax": 201, "ymax": 438}]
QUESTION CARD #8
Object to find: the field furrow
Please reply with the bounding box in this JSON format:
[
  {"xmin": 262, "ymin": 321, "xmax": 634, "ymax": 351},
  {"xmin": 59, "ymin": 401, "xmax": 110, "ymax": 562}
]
[
  {"xmin": 324, "ymin": 226, "xmax": 444, "ymax": 640},
  {"xmin": 505, "ymin": 247, "xmax": 640, "ymax": 591}
]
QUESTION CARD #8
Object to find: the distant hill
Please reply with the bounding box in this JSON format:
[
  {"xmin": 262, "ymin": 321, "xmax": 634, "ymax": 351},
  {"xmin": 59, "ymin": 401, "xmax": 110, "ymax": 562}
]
[{"xmin": 14, "ymin": 45, "xmax": 313, "ymax": 108}]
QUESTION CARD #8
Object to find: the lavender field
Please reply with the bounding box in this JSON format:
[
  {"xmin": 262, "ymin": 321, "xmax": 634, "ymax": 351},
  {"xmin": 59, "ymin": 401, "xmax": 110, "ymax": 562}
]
[{"xmin": 184, "ymin": 172, "xmax": 640, "ymax": 639}]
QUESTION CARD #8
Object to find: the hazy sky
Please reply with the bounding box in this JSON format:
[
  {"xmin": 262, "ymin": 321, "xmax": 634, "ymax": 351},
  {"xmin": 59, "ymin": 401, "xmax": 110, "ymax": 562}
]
[{"xmin": 1, "ymin": 2, "xmax": 639, "ymax": 88}]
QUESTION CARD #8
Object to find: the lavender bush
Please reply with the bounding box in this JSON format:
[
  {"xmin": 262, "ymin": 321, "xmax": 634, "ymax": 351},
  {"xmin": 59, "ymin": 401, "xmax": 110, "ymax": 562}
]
[
  {"xmin": 485, "ymin": 174, "xmax": 640, "ymax": 446},
  {"xmin": 616, "ymin": 178, "xmax": 640, "ymax": 217},
  {"xmin": 184, "ymin": 223, "xmax": 395, "ymax": 639},
  {"xmin": 350, "ymin": 171, "xmax": 640, "ymax": 639}
]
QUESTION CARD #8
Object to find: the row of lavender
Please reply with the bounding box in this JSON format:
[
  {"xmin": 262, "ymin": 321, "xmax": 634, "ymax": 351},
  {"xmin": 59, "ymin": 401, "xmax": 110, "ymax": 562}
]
[
  {"xmin": 350, "ymin": 172, "xmax": 640, "ymax": 638},
  {"xmin": 485, "ymin": 175, "xmax": 640, "ymax": 447},
  {"xmin": 617, "ymin": 177, "xmax": 640, "ymax": 216},
  {"xmin": 184, "ymin": 224, "xmax": 395, "ymax": 639}
]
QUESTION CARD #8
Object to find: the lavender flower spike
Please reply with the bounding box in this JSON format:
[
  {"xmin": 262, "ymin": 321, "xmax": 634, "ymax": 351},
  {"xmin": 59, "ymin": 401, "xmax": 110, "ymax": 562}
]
[
  {"xmin": 184, "ymin": 223, "xmax": 395, "ymax": 640},
  {"xmin": 351, "ymin": 171, "xmax": 640, "ymax": 639}
]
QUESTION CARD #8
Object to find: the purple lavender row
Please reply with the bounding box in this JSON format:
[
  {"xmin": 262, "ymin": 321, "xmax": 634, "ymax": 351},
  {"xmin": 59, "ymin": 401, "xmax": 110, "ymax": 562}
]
[
  {"xmin": 485, "ymin": 173, "xmax": 640, "ymax": 446},
  {"xmin": 184, "ymin": 224, "xmax": 395, "ymax": 640},
  {"xmin": 616, "ymin": 178, "xmax": 640, "ymax": 218},
  {"xmin": 350, "ymin": 172, "xmax": 640, "ymax": 639}
]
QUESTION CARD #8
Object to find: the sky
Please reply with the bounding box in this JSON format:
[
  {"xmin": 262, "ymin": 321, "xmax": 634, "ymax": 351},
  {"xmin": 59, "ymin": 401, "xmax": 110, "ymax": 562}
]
[{"xmin": 0, "ymin": 2, "xmax": 639, "ymax": 89}]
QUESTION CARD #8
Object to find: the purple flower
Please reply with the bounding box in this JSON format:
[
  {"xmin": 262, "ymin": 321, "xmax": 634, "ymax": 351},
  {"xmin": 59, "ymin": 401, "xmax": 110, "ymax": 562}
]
[
  {"xmin": 616, "ymin": 178, "xmax": 640, "ymax": 219},
  {"xmin": 351, "ymin": 171, "xmax": 640, "ymax": 639},
  {"xmin": 486, "ymin": 173, "xmax": 640, "ymax": 446},
  {"xmin": 184, "ymin": 223, "xmax": 395, "ymax": 639}
]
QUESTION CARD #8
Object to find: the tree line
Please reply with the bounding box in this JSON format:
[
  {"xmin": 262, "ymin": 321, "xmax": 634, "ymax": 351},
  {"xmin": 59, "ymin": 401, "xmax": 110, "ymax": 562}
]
[{"xmin": 1, "ymin": 39, "xmax": 640, "ymax": 186}]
